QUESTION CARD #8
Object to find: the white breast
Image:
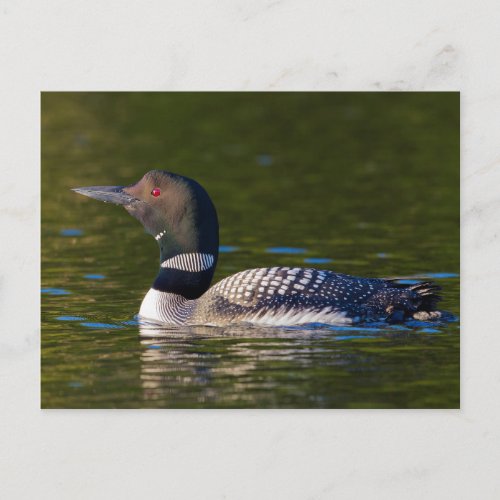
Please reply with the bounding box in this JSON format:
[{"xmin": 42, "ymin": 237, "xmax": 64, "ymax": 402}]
[{"xmin": 139, "ymin": 288, "xmax": 194, "ymax": 325}]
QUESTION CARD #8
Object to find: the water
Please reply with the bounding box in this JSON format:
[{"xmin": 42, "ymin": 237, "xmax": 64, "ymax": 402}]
[{"xmin": 41, "ymin": 92, "xmax": 459, "ymax": 408}]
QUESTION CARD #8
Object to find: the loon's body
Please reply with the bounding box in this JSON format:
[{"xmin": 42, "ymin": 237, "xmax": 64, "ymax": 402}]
[{"xmin": 73, "ymin": 170, "xmax": 441, "ymax": 327}]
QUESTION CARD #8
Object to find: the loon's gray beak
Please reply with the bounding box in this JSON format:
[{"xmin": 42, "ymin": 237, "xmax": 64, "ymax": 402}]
[{"xmin": 72, "ymin": 185, "xmax": 138, "ymax": 206}]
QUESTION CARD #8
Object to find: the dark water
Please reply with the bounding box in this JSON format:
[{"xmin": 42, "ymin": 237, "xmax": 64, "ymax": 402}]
[{"xmin": 41, "ymin": 92, "xmax": 459, "ymax": 408}]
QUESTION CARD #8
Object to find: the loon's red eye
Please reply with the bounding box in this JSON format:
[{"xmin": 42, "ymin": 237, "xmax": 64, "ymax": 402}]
[{"xmin": 151, "ymin": 188, "xmax": 161, "ymax": 197}]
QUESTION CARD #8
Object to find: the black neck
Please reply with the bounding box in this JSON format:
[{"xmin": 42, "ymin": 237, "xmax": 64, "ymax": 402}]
[
  {"xmin": 153, "ymin": 265, "xmax": 216, "ymax": 299},
  {"xmin": 152, "ymin": 236, "xmax": 219, "ymax": 299}
]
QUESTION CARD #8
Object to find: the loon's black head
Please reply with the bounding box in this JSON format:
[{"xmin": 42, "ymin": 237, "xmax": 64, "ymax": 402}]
[{"xmin": 73, "ymin": 170, "xmax": 219, "ymax": 298}]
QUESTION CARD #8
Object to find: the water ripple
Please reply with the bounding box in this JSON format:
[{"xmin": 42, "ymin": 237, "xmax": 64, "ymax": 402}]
[
  {"xmin": 266, "ymin": 247, "xmax": 307, "ymax": 255},
  {"xmin": 80, "ymin": 322, "xmax": 124, "ymax": 330},
  {"xmin": 41, "ymin": 288, "xmax": 71, "ymax": 295},
  {"xmin": 424, "ymin": 273, "xmax": 459, "ymax": 279},
  {"xmin": 304, "ymin": 257, "xmax": 332, "ymax": 264},
  {"xmin": 256, "ymin": 154, "xmax": 273, "ymax": 167},
  {"xmin": 219, "ymin": 245, "xmax": 239, "ymax": 253},
  {"xmin": 60, "ymin": 228, "xmax": 83, "ymax": 236}
]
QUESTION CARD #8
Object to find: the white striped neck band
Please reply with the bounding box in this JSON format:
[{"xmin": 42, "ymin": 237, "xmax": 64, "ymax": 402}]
[{"xmin": 160, "ymin": 253, "xmax": 215, "ymax": 272}]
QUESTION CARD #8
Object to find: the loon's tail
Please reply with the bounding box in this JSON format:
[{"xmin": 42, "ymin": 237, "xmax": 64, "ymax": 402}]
[
  {"xmin": 385, "ymin": 279, "xmax": 442, "ymax": 321},
  {"xmin": 405, "ymin": 281, "xmax": 442, "ymax": 312}
]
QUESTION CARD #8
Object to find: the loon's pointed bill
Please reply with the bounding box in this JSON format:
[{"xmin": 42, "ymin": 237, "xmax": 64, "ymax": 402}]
[{"xmin": 72, "ymin": 185, "xmax": 138, "ymax": 206}]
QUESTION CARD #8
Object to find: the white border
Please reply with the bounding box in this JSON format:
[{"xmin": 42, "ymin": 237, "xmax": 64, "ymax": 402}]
[{"xmin": 2, "ymin": 1, "xmax": 499, "ymax": 498}]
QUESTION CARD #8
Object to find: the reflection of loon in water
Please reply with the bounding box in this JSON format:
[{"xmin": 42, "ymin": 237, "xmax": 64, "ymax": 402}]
[
  {"xmin": 73, "ymin": 170, "xmax": 442, "ymax": 327},
  {"xmin": 138, "ymin": 322, "xmax": 354, "ymax": 404}
]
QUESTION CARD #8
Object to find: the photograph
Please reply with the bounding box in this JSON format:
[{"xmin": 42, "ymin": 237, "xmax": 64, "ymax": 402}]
[{"xmin": 41, "ymin": 91, "xmax": 459, "ymax": 409}]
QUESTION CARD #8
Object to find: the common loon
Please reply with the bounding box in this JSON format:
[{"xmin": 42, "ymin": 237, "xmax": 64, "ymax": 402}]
[{"xmin": 73, "ymin": 170, "xmax": 442, "ymax": 327}]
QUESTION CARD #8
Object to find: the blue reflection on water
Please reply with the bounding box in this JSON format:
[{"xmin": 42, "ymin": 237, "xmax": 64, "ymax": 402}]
[
  {"xmin": 387, "ymin": 324, "xmax": 411, "ymax": 331},
  {"xmin": 336, "ymin": 335, "xmax": 377, "ymax": 340},
  {"xmin": 304, "ymin": 257, "xmax": 332, "ymax": 264},
  {"xmin": 219, "ymin": 245, "xmax": 239, "ymax": 253},
  {"xmin": 321, "ymin": 324, "xmax": 380, "ymax": 332},
  {"xmin": 122, "ymin": 319, "xmax": 140, "ymax": 326},
  {"xmin": 60, "ymin": 229, "xmax": 83, "ymax": 236},
  {"xmin": 80, "ymin": 322, "xmax": 124, "ymax": 329},
  {"xmin": 256, "ymin": 154, "xmax": 273, "ymax": 167},
  {"xmin": 425, "ymin": 273, "xmax": 459, "ymax": 279},
  {"xmin": 68, "ymin": 381, "xmax": 84, "ymax": 388},
  {"xmin": 396, "ymin": 273, "xmax": 459, "ymax": 285},
  {"xmin": 56, "ymin": 316, "xmax": 85, "ymax": 321},
  {"xmin": 395, "ymin": 279, "xmax": 420, "ymax": 285},
  {"xmin": 42, "ymin": 288, "xmax": 71, "ymax": 295},
  {"xmin": 84, "ymin": 274, "xmax": 106, "ymax": 280},
  {"xmin": 266, "ymin": 247, "xmax": 307, "ymax": 254}
]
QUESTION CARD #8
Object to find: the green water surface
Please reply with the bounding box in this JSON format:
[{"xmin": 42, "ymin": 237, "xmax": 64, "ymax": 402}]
[{"xmin": 41, "ymin": 92, "xmax": 459, "ymax": 408}]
